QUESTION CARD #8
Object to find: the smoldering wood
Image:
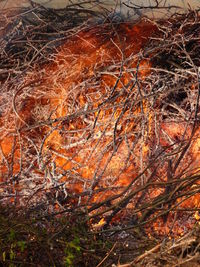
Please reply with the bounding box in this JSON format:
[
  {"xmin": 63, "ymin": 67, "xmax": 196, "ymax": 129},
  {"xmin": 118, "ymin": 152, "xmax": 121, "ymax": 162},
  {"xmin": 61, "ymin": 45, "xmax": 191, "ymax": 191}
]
[{"xmin": 0, "ymin": 1, "xmax": 200, "ymax": 245}]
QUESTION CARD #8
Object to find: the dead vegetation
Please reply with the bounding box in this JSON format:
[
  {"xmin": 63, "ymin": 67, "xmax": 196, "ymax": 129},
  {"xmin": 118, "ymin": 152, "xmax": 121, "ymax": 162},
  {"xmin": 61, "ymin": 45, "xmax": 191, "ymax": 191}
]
[{"xmin": 0, "ymin": 1, "xmax": 200, "ymax": 266}]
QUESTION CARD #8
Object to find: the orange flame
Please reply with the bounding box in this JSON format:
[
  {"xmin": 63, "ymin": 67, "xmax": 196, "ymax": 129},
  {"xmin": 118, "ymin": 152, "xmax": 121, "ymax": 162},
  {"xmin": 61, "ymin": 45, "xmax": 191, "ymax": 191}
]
[{"xmin": 1, "ymin": 19, "xmax": 200, "ymax": 235}]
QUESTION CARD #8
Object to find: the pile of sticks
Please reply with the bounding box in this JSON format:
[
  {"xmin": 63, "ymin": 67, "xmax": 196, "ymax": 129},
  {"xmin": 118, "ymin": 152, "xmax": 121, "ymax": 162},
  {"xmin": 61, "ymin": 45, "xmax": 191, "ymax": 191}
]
[{"xmin": 0, "ymin": 2, "xmax": 200, "ymax": 239}]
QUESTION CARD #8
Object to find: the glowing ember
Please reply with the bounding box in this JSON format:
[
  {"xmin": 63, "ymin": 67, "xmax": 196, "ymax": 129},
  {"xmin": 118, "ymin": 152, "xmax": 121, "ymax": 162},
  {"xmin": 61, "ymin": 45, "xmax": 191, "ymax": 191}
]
[
  {"xmin": 0, "ymin": 20, "xmax": 155, "ymax": 187},
  {"xmin": 0, "ymin": 14, "xmax": 200, "ymax": 236},
  {"xmin": 92, "ymin": 218, "xmax": 106, "ymax": 230}
]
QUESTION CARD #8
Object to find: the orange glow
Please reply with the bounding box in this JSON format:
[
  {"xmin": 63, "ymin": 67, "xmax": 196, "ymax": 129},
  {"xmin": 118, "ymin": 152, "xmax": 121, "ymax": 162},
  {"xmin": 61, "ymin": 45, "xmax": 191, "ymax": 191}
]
[
  {"xmin": 36, "ymin": 20, "xmax": 157, "ymax": 196},
  {"xmin": 1, "ymin": 18, "xmax": 200, "ymax": 235},
  {"xmin": 91, "ymin": 218, "xmax": 106, "ymax": 230}
]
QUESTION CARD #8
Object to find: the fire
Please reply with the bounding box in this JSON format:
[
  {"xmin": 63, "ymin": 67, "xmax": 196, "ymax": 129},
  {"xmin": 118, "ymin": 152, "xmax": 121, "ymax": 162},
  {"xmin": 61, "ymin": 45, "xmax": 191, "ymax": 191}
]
[
  {"xmin": 91, "ymin": 218, "xmax": 106, "ymax": 231},
  {"xmin": 39, "ymin": 20, "xmax": 156, "ymax": 192},
  {"xmin": 1, "ymin": 16, "xmax": 200, "ymax": 235}
]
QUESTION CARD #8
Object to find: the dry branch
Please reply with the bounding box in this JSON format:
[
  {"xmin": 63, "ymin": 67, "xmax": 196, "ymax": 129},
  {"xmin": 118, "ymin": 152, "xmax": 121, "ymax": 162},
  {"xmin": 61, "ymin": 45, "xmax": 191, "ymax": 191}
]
[{"xmin": 0, "ymin": 2, "xmax": 200, "ymax": 244}]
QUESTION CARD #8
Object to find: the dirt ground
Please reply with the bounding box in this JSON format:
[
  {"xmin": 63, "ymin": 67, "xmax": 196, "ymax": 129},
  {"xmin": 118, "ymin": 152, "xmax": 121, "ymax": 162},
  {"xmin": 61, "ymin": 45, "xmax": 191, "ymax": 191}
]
[{"xmin": 0, "ymin": 0, "xmax": 199, "ymax": 19}]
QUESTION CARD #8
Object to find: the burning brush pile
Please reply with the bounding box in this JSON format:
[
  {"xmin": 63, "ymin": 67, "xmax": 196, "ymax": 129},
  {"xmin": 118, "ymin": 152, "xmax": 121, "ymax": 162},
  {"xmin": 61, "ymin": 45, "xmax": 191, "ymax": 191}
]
[{"xmin": 0, "ymin": 2, "xmax": 200, "ymax": 266}]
